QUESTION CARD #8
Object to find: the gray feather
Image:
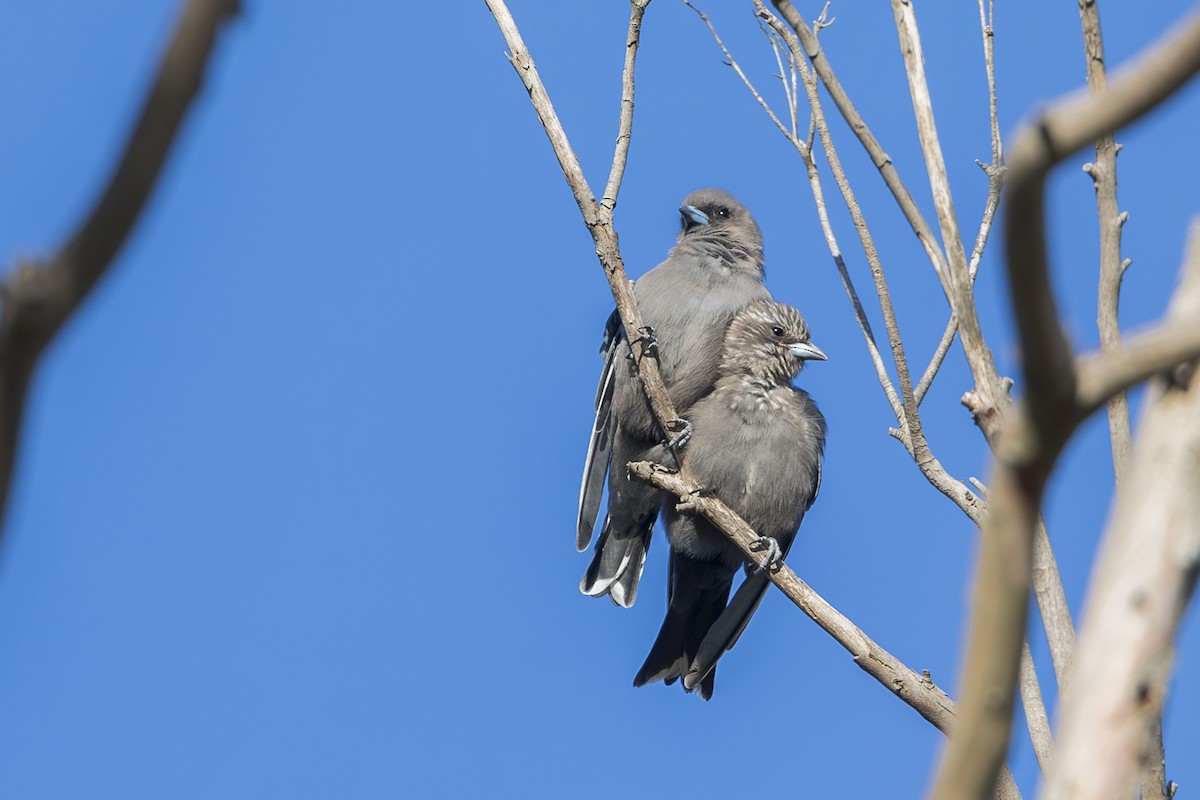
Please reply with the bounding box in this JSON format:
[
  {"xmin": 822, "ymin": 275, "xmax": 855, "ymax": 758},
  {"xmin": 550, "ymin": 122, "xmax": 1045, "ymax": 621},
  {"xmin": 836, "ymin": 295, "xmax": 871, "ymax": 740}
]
[
  {"xmin": 577, "ymin": 190, "xmax": 771, "ymax": 606},
  {"xmin": 577, "ymin": 324, "xmax": 619, "ymax": 551},
  {"xmin": 637, "ymin": 300, "xmax": 827, "ymax": 698}
]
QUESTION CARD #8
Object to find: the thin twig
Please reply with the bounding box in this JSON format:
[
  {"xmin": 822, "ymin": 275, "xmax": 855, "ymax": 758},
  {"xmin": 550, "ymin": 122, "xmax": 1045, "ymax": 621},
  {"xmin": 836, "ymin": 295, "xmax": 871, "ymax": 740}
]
[
  {"xmin": 770, "ymin": 0, "xmax": 952, "ymax": 299},
  {"xmin": 1018, "ymin": 641, "xmax": 1053, "ymax": 776},
  {"xmin": 0, "ymin": 0, "xmax": 240, "ymax": 537},
  {"xmin": 486, "ymin": 0, "xmax": 682, "ymax": 442},
  {"xmin": 683, "ymin": 1, "xmax": 904, "ymax": 425},
  {"xmin": 684, "ymin": 2, "xmax": 798, "ymax": 147},
  {"xmin": 758, "ymin": 20, "xmax": 797, "ymax": 140},
  {"xmin": 914, "ymin": 0, "xmax": 1004, "ymax": 405},
  {"xmin": 914, "ymin": 181, "xmax": 999, "ymax": 406},
  {"xmin": 755, "ymin": 2, "xmax": 985, "ymax": 520},
  {"xmin": 602, "ymin": 1, "xmax": 650, "ymax": 210}
]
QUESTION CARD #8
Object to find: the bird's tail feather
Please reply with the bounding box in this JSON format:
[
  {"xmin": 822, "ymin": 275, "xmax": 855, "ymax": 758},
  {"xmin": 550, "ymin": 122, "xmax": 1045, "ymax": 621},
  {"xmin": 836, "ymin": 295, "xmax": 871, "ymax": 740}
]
[
  {"xmin": 579, "ymin": 516, "xmax": 652, "ymax": 608},
  {"xmin": 684, "ymin": 570, "xmax": 771, "ymax": 692},
  {"xmin": 634, "ymin": 551, "xmax": 732, "ymax": 700},
  {"xmin": 576, "ymin": 334, "xmax": 618, "ymax": 551}
]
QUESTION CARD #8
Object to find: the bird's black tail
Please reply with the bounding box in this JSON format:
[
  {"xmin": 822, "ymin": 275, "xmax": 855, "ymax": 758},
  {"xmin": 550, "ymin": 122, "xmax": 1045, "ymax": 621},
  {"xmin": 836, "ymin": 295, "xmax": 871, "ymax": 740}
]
[
  {"xmin": 683, "ymin": 570, "xmax": 771, "ymax": 693},
  {"xmin": 633, "ymin": 550, "xmax": 733, "ymax": 700}
]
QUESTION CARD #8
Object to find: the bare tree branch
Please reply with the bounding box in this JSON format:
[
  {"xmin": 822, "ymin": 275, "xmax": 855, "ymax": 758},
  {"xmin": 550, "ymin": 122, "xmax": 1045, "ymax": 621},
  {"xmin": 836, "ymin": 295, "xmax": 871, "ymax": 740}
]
[
  {"xmin": 485, "ymin": 0, "xmax": 686, "ymax": 445},
  {"xmin": 683, "ymin": 3, "xmax": 908, "ymax": 426},
  {"xmin": 627, "ymin": 461, "xmax": 1024, "ymax": 799},
  {"xmin": 761, "ymin": 5, "xmax": 1070, "ymax": 768},
  {"xmin": 747, "ymin": 3, "xmax": 989, "ymax": 523},
  {"xmin": 1032, "ymin": 517, "xmax": 1076, "ymax": 695},
  {"xmin": 0, "ymin": 0, "xmax": 240, "ymax": 537},
  {"xmin": 932, "ymin": 12, "xmax": 1200, "ymax": 799},
  {"xmin": 890, "ymin": 0, "xmax": 1006, "ymax": 425},
  {"xmin": 1045, "ymin": 220, "xmax": 1200, "ymax": 800},
  {"xmin": 769, "ymin": 0, "xmax": 954, "ymax": 297},
  {"xmin": 914, "ymin": 178, "xmax": 999, "ymax": 407},
  {"xmin": 683, "ymin": 2, "xmax": 799, "ymax": 151},
  {"xmin": 1078, "ymin": 0, "xmax": 1134, "ymax": 489},
  {"xmin": 1018, "ymin": 641, "xmax": 1053, "ymax": 777},
  {"xmin": 602, "ymin": 2, "xmax": 649, "ymax": 210},
  {"xmin": 915, "ymin": 0, "xmax": 1003, "ymax": 406},
  {"xmin": 628, "ymin": 461, "xmax": 954, "ymax": 724},
  {"xmin": 1076, "ymin": 320, "xmax": 1200, "ymax": 416}
]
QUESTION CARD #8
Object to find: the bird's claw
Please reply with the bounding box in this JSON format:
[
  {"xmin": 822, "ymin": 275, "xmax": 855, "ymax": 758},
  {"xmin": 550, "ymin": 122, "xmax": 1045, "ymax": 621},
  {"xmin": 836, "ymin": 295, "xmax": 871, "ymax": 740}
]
[
  {"xmin": 675, "ymin": 483, "xmax": 712, "ymax": 514},
  {"xmin": 629, "ymin": 326, "xmax": 658, "ymax": 362},
  {"xmin": 749, "ymin": 536, "xmax": 782, "ymax": 573},
  {"xmin": 665, "ymin": 418, "xmax": 692, "ymax": 450}
]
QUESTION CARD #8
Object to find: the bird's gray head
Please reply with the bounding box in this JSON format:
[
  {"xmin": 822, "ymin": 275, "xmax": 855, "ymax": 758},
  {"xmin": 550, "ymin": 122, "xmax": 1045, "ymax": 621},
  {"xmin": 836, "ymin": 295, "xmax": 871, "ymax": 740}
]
[
  {"xmin": 718, "ymin": 300, "xmax": 827, "ymax": 384},
  {"xmin": 676, "ymin": 188, "xmax": 764, "ymax": 272}
]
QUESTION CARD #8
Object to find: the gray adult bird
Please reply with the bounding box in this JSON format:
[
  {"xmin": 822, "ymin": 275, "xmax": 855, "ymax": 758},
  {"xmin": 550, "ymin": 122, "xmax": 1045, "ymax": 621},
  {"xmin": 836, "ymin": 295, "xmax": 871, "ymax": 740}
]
[
  {"xmin": 578, "ymin": 189, "xmax": 772, "ymax": 608},
  {"xmin": 633, "ymin": 300, "xmax": 827, "ymax": 700}
]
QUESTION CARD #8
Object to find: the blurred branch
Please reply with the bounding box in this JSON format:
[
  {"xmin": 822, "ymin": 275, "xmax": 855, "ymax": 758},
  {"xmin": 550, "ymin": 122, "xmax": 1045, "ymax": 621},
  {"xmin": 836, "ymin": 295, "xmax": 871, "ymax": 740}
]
[
  {"xmin": 485, "ymin": 1, "xmax": 686, "ymax": 442},
  {"xmin": 0, "ymin": 0, "xmax": 239, "ymax": 537},
  {"xmin": 1045, "ymin": 221, "xmax": 1200, "ymax": 800},
  {"xmin": 1076, "ymin": 320, "xmax": 1200, "ymax": 415},
  {"xmin": 932, "ymin": 11, "xmax": 1200, "ymax": 799},
  {"xmin": 1032, "ymin": 517, "xmax": 1075, "ymax": 694},
  {"xmin": 1018, "ymin": 641, "xmax": 1053, "ymax": 777}
]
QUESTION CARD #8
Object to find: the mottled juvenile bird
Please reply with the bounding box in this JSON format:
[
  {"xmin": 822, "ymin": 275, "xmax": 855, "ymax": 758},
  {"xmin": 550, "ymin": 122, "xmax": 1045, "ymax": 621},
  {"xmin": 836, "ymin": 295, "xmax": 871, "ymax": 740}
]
[
  {"xmin": 633, "ymin": 300, "xmax": 827, "ymax": 700},
  {"xmin": 578, "ymin": 189, "xmax": 772, "ymax": 608}
]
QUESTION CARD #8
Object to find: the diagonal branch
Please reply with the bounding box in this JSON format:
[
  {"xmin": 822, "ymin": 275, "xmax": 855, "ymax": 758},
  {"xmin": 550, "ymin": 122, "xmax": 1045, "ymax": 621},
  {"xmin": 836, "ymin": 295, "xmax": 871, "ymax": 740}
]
[
  {"xmin": 769, "ymin": 0, "xmax": 952, "ymax": 297},
  {"xmin": 485, "ymin": 0, "xmax": 684, "ymax": 443},
  {"xmin": 0, "ymin": 0, "xmax": 240, "ymax": 537},
  {"xmin": 628, "ymin": 460, "xmax": 1023, "ymax": 800}
]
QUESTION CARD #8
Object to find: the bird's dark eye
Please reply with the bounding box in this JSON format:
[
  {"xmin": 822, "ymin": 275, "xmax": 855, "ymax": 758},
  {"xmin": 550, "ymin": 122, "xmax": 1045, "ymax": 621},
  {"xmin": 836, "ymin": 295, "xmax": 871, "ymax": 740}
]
[
  {"xmin": 717, "ymin": 207, "xmax": 732, "ymax": 219},
  {"xmin": 771, "ymin": 326, "xmax": 785, "ymax": 337}
]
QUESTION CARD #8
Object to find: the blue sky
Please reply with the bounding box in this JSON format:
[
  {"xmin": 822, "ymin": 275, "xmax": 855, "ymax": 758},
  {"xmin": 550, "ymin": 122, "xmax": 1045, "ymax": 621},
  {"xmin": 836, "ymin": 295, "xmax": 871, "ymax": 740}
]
[{"xmin": 0, "ymin": 1, "xmax": 1197, "ymax": 797}]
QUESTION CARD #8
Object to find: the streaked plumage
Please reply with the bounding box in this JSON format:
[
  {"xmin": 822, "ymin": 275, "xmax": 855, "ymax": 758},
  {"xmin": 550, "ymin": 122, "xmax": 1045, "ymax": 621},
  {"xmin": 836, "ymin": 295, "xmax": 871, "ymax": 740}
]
[{"xmin": 633, "ymin": 300, "xmax": 827, "ymax": 699}]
